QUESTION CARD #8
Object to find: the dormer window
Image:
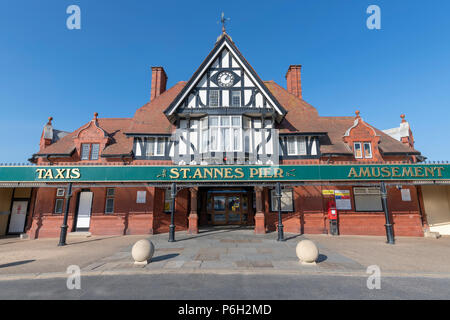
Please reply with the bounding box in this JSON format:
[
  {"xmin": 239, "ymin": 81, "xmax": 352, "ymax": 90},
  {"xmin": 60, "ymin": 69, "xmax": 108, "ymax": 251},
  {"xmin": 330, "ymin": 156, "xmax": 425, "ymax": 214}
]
[
  {"xmin": 354, "ymin": 142, "xmax": 372, "ymax": 159},
  {"xmin": 145, "ymin": 137, "xmax": 165, "ymax": 156},
  {"xmin": 285, "ymin": 136, "xmax": 307, "ymax": 156},
  {"xmin": 81, "ymin": 143, "xmax": 100, "ymax": 160}
]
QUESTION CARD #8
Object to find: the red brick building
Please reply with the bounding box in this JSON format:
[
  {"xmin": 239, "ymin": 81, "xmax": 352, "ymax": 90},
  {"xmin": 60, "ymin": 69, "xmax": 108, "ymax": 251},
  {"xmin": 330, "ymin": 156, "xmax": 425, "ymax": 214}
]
[{"xmin": 26, "ymin": 32, "xmax": 425, "ymax": 239}]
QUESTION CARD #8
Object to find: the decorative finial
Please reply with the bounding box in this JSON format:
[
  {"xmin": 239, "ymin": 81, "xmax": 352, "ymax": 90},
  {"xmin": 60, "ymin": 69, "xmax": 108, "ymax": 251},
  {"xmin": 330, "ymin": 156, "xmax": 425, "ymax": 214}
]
[
  {"xmin": 355, "ymin": 110, "xmax": 360, "ymax": 118},
  {"xmin": 94, "ymin": 112, "xmax": 98, "ymax": 121},
  {"xmin": 400, "ymin": 114, "xmax": 406, "ymax": 123},
  {"xmin": 47, "ymin": 117, "xmax": 53, "ymax": 125},
  {"xmin": 220, "ymin": 12, "xmax": 230, "ymax": 33}
]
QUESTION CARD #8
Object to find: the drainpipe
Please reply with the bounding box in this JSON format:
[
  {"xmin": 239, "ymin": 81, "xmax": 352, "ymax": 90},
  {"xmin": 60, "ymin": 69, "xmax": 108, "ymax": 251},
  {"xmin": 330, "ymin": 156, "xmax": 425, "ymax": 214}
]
[{"xmin": 380, "ymin": 182, "xmax": 395, "ymax": 244}]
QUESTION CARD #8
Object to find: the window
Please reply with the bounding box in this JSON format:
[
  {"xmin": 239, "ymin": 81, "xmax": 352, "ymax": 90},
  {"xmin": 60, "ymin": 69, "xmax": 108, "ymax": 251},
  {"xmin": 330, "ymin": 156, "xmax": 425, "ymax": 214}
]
[
  {"xmin": 145, "ymin": 137, "xmax": 165, "ymax": 156},
  {"xmin": 56, "ymin": 188, "xmax": 65, "ymax": 197},
  {"xmin": 354, "ymin": 187, "xmax": 383, "ymax": 211},
  {"xmin": 354, "ymin": 142, "xmax": 372, "ymax": 159},
  {"xmin": 209, "ymin": 90, "xmax": 219, "ymax": 107},
  {"xmin": 363, "ymin": 142, "xmax": 372, "ymax": 158},
  {"xmin": 54, "ymin": 188, "xmax": 65, "ymax": 214},
  {"xmin": 91, "ymin": 144, "xmax": 100, "ymax": 160},
  {"xmin": 80, "ymin": 143, "xmax": 100, "ymax": 160},
  {"xmin": 284, "ymin": 136, "xmax": 307, "ymax": 156},
  {"xmin": 105, "ymin": 188, "xmax": 115, "ymax": 214},
  {"xmin": 207, "ymin": 116, "xmax": 242, "ymax": 152},
  {"xmin": 54, "ymin": 199, "xmax": 64, "ymax": 214},
  {"xmin": 164, "ymin": 189, "xmax": 172, "ymax": 213},
  {"xmin": 136, "ymin": 191, "xmax": 146, "ymax": 204},
  {"xmin": 270, "ymin": 188, "xmax": 294, "ymax": 212},
  {"xmin": 81, "ymin": 144, "xmax": 90, "ymax": 160},
  {"xmin": 231, "ymin": 91, "xmax": 241, "ymax": 107}
]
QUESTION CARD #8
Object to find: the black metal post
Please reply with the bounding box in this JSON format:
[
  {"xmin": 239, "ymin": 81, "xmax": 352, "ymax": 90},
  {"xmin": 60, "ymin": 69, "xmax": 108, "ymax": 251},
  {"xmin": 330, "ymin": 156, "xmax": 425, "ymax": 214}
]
[
  {"xmin": 58, "ymin": 183, "xmax": 72, "ymax": 247},
  {"xmin": 381, "ymin": 182, "xmax": 395, "ymax": 245},
  {"xmin": 276, "ymin": 182, "xmax": 285, "ymax": 241},
  {"xmin": 169, "ymin": 182, "xmax": 176, "ymax": 242}
]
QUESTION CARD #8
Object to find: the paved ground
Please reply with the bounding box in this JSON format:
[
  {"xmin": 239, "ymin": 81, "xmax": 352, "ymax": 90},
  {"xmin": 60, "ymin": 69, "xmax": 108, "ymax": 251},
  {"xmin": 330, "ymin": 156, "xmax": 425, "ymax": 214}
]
[
  {"xmin": 0, "ymin": 226, "xmax": 449, "ymax": 279},
  {"xmin": 0, "ymin": 273, "xmax": 449, "ymax": 300},
  {"xmin": 0, "ymin": 234, "xmax": 145, "ymax": 275}
]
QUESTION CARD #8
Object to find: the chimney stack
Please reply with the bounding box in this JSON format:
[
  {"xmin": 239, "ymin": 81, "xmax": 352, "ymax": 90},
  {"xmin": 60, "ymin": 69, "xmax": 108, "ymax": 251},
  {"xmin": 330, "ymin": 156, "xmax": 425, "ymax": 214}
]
[
  {"xmin": 285, "ymin": 65, "xmax": 302, "ymax": 99},
  {"xmin": 399, "ymin": 114, "xmax": 415, "ymax": 148},
  {"xmin": 39, "ymin": 117, "xmax": 54, "ymax": 150},
  {"xmin": 150, "ymin": 66, "xmax": 168, "ymax": 101}
]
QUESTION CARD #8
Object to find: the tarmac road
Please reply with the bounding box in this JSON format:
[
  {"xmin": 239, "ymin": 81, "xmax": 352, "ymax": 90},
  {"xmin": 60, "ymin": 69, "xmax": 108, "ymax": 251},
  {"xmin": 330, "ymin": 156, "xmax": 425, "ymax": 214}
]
[{"xmin": 0, "ymin": 273, "xmax": 448, "ymax": 300}]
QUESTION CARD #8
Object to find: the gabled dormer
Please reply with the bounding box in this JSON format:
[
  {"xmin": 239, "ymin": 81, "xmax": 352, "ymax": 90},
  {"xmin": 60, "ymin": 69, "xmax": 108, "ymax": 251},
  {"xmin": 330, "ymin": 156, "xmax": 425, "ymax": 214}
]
[
  {"xmin": 343, "ymin": 111, "xmax": 382, "ymax": 162},
  {"xmin": 164, "ymin": 33, "xmax": 287, "ymax": 122},
  {"xmin": 74, "ymin": 113, "xmax": 110, "ymax": 161}
]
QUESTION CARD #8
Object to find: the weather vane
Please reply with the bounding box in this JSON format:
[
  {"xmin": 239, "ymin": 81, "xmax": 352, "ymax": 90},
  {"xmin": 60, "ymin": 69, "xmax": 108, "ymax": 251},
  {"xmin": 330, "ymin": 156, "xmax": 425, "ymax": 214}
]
[{"xmin": 219, "ymin": 12, "xmax": 230, "ymax": 33}]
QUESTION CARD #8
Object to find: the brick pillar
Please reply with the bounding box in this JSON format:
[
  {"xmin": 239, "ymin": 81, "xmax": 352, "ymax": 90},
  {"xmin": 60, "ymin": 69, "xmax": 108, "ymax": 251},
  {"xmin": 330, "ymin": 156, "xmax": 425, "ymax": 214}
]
[
  {"xmin": 254, "ymin": 187, "xmax": 265, "ymax": 234},
  {"xmin": 188, "ymin": 187, "xmax": 199, "ymax": 234}
]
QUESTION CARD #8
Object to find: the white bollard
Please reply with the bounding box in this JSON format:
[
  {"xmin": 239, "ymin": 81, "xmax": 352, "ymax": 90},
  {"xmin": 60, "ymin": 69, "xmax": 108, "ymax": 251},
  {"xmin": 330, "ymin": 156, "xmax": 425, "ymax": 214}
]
[
  {"xmin": 131, "ymin": 239, "xmax": 154, "ymax": 265},
  {"xmin": 296, "ymin": 240, "xmax": 319, "ymax": 265}
]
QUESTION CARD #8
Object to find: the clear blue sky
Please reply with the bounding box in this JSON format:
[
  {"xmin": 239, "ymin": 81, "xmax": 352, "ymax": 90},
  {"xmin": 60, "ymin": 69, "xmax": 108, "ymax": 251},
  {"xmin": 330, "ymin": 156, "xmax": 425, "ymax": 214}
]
[{"xmin": 1, "ymin": 0, "xmax": 449, "ymax": 163}]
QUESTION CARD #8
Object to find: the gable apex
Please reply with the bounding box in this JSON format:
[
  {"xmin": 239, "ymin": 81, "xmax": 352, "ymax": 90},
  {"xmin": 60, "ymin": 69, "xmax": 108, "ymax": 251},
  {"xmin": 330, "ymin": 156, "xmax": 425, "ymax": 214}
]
[{"xmin": 164, "ymin": 34, "xmax": 287, "ymax": 120}]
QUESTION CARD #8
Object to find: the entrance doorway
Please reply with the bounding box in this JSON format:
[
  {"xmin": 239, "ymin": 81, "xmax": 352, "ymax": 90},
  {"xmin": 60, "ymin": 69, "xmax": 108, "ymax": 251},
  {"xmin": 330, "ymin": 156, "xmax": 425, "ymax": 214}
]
[
  {"xmin": 8, "ymin": 201, "xmax": 28, "ymax": 234},
  {"xmin": 207, "ymin": 190, "xmax": 249, "ymax": 225},
  {"xmin": 75, "ymin": 191, "xmax": 93, "ymax": 231}
]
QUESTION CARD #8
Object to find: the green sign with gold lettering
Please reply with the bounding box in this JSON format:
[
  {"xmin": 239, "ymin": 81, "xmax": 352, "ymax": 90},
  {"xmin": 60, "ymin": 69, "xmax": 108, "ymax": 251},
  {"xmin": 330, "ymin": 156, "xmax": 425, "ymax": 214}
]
[{"xmin": 0, "ymin": 164, "xmax": 448, "ymax": 183}]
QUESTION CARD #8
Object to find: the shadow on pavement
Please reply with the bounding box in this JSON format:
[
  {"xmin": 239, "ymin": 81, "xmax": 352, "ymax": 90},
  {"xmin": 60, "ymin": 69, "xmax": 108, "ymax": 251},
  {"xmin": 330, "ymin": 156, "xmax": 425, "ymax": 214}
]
[
  {"xmin": 0, "ymin": 260, "xmax": 35, "ymax": 269},
  {"xmin": 317, "ymin": 254, "xmax": 328, "ymax": 263},
  {"xmin": 151, "ymin": 254, "xmax": 179, "ymax": 262},
  {"xmin": 174, "ymin": 226, "xmax": 253, "ymax": 242},
  {"xmin": 64, "ymin": 236, "xmax": 123, "ymax": 246}
]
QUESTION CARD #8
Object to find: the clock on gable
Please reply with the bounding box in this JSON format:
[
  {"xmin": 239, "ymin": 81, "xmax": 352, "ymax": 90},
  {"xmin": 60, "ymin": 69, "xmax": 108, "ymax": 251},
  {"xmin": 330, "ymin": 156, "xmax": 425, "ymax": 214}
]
[{"xmin": 217, "ymin": 71, "xmax": 235, "ymax": 87}]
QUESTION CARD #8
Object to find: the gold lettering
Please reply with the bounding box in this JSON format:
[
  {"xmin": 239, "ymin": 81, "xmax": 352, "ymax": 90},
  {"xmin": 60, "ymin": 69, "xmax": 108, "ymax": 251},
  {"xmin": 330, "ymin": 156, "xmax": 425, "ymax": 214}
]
[
  {"xmin": 192, "ymin": 168, "xmax": 203, "ymax": 179},
  {"xmin": 43, "ymin": 169, "xmax": 53, "ymax": 179},
  {"xmin": 414, "ymin": 167, "xmax": 424, "ymax": 177},
  {"xmin": 234, "ymin": 168, "xmax": 244, "ymax": 178},
  {"xmin": 371, "ymin": 167, "xmax": 381, "ymax": 177},
  {"xmin": 70, "ymin": 168, "xmax": 80, "ymax": 179},
  {"xmin": 359, "ymin": 167, "xmax": 371, "ymax": 177},
  {"xmin": 402, "ymin": 167, "xmax": 414, "ymax": 177},
  {"xmin": 381, "ymin": 167, "xmax": 391, "ymax": 177},
  {"xmin": 273, "ymin": 168, "xmax": 284, "ymax": 178},
  {"xmin": 348, "ymin": 167, "xmax": 358, "ymax": 178},
  {"xmin": 258, "ymin": 168, "xmax": 264, "ymax": 178},
  {"xmin": 392, "ymin": 167, "xmax": 401, "ymax": 177},
  {"xmin": 169, "ymin": 168, "xmax": 179, "ymax": 179},
  {"xmin": 224, "ymin": 168, "xmax": 233, "ymax": 179},
  {"xmin": 263, "ymin": 168, "xmax": 273, "ymax": 178},
  {"xmin": 213, "ymin": 168, "xmax": 223, "ymax": 179},
  {"xmin": 436, "ymin": 167, "xmax": 444, "ymax": 177},
  {"xmin": 179, "ymin": 168, "xmax": 189, "ymax": 179},
  {"xmin": 54, "ymin": 169, "xmax": 65, "ymax": 179},
  {"xmin": 250, "ymin": 168, "xmax": 258, "ymax": 178},
  {"xmin": 36, "ymin": 169, "xmax": 45, "ymax": 179},
  {"xmin": 204, "ymin": 168, "xmax": 213, "ymax": 179},
  {"xmin": 424, "ymin": 167, "xmax": 434, "ymax": 177}
]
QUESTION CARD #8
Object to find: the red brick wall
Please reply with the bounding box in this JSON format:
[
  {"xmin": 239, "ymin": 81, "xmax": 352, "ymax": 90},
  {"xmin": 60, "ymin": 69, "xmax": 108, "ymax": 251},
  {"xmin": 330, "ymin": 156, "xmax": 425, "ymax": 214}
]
[
  {"xmin": 263, "ymin": 185, "xmax": 424, "ymax": 237},
  {"xmin": 28, "ymin": 183, "xmax": 423, "ymax": 238},
  {"xmin": 153, "ymin": 188, "xmax": 189, "ymax": 234}
]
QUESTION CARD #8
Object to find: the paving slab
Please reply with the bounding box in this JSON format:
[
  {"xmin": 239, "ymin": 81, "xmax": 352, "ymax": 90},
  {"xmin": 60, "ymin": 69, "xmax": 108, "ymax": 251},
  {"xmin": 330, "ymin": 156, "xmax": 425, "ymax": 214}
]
[{"xmin": 1, "ymin": 229, "xmax": 450, "ymax": 279}]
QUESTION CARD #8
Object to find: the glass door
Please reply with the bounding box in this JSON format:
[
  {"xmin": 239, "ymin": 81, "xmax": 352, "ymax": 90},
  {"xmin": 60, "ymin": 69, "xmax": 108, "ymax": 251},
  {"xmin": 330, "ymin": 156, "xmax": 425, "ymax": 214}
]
[
  {"xmin": 212, "ymin": 195, "xmax": 226, "ymax": 224},
  {"xmin": 208, "ymin": 192, "xmax": 249, "ymax": 225}
]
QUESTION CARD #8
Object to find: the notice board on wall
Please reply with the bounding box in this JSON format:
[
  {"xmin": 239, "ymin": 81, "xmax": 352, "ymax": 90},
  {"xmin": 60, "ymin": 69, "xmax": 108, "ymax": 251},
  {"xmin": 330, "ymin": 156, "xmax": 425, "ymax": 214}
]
[{"xmin": 335, "ymin": 190, "xmax": 352, "ymax": 210}]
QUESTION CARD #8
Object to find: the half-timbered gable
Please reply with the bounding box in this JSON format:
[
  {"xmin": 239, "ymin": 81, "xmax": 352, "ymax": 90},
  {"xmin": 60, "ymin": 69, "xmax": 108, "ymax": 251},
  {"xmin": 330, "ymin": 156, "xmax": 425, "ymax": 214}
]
[{"xmin": 165, "ymin": 34, "xmax": 286, "ymax": 119}]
